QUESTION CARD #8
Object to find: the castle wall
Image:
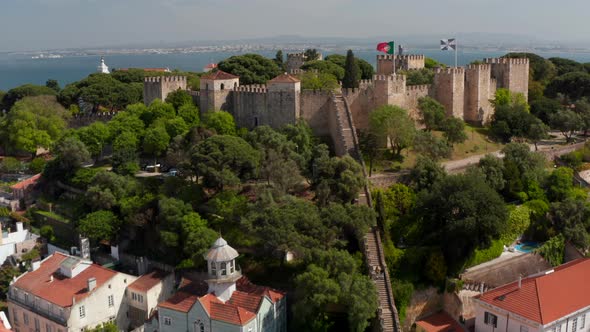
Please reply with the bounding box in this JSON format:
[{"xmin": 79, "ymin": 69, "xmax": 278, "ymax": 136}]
[
  {"xmin": 376, "ymin": 55, "xmax": 425, "ymax": 74},
  {"xmin": 465, "ymin": 64, "xmax": 495, "ymax": 124},
  {"xmin": 267, "ymin": 91, "xmax": 300, "ymax": 128},
  {"xmin": 405, "ymin": 85, "xmax": 431, "ymax": 121},
  {"xmin": 232, "ymin": 86, "xmax": 269, "ymax": 129},
  {"xmin": 433, "ymin": 68, "xmax": 465, "ymax": 119},
  {"xmin": 376, "ymin": 55, "xmax": 395, "ymax": 75},
  {"xmin": 300, "ymin": 90, "xmax": 333, "ymax": 137},
  {"xmin": 485, "ymin": 58, "xmax": 529, "ymax": 100},
  {"xmin": 286, "ymin": 53, "xmax": 306, "ymax": 72},
  {"xmin": 199, "ymin": 90, "xmax": 233, "ymax": 113},
  {"xmin": 143, "ymin": 76, "xmax": 187, "ymax": 105}
]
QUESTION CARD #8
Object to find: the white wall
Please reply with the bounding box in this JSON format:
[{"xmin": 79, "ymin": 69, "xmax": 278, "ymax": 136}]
[{"xmin": 474, "ymin": 301, "xmax": 540, "ymax": 332}]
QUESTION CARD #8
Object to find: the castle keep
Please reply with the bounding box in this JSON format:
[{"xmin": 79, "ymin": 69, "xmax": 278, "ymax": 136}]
[{"xmin": 143, "ymin": 54, "xmax": 529, "ymax": 156}]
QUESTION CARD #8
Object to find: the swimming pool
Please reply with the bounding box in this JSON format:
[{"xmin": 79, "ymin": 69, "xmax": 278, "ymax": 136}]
[{"xmin": 514, "ymin": 242, "xmax": 541, "ymax": 253}]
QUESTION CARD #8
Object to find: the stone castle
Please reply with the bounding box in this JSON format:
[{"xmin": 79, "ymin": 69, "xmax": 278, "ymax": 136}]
[{"xmin": 143, "ymin": 54, "xmax": 529, "ymax": 156}]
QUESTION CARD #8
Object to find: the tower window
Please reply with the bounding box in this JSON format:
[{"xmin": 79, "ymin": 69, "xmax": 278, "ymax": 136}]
[
  {"xmin": 220, "ymin": 83, "xmax": 225, "ymax": 90},
  {"xmin": 221, "ymin": 262, "xmax": 227, "ymax": 276},
  {"xmin": 210, "ymin": 261, "xmax": 216, "ymax": 275}
]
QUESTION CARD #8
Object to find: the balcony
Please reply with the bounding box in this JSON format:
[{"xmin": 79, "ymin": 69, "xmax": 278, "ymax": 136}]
[
  {"xmin": 8, "ymin": 294, "xmax": 67, "ymax": 325},
  {"xmin": 206, "ymin": 267, "xmax": 242, "ymax": 284}
]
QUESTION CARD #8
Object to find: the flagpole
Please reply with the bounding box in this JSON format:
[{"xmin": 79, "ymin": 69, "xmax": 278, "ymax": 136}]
[
  {"xmin": 392, "ymin": 41, "xmax": 396, "ymax": 75},
  {"xmin": 455, "ymin": 39, "xmax": 458, "ymax": 67}
]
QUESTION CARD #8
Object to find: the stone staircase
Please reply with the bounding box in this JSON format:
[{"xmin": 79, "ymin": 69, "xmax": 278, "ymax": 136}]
[
  {"xmin": 331, "ymin": 94, "xmax": 357, "ymax": 158},
  {"xmin": 331, "ymin": 92, "xmax": 401, "ymax": 332}
]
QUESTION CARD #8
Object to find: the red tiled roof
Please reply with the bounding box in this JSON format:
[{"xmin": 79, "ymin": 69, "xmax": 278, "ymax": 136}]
[
  {"xmin": 268, "ymin": 73, "xmax": 301, "ymax": 83},
  {"xmin": 416, "ymin": 312, "xmax": 465, "ymax": 332},
  {"xmin": 12, "ymin": 253, "xmax": 117, "ymax": 307},
  {"xmin": 198, "ymin": 293, "xmax": 222, "ymax": 315},
  {"xmin": 201, "ymin": 70, "xmax": 239, "ymax": 80},
  {"xmin": 228, "ymin": 291, "xmax": 263, "ymax": 313},
  {"xmin": 236, "ymin": 277, "xmax": 285, "ymax": 303},
  {"xmin": 477, "ymin": 258, "xmax": 590, "ymax": 324},
  {"xmin": 210, "ymin": 302, "xmax": 256, "ymax": 326},
  {"xmin": 128, "ymin": 269, "xmax": 171, "ymax": 292},
  {"xmin": 10, "ymin": 174, "xmax": 41, "ymax": 190},
  {"xmin": 158, "ymin": 279, "xmax": 208, "ymax": 313}
]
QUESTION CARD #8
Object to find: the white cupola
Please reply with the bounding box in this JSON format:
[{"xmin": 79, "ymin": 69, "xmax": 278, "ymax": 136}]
[
  {"xmin": 97, "ymin": 57, "xmax": 110, "ymax": 74},
  {"xmin": 204, "ymin": 237, "xmax": 241, "ymax": 302}
]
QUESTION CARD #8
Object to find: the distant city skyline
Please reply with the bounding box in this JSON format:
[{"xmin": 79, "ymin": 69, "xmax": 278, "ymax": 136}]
[{"xmin": 2, "ymin": 0, "xmax": 590, "ymax": 51}]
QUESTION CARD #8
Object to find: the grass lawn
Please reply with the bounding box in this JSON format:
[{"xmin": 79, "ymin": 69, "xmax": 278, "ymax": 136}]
[
  {"xmin": 35, "ymin": 210, "xmax": 70, "ymax": 224},
  {"xmin": 365, "ymin": 125, "xmax": 504, "ymax": 173}
]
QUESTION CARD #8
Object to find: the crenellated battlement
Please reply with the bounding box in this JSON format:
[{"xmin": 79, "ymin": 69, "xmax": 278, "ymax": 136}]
[
  {"xmin": 434, "ymin": 67, "xmax": 465, "ymax": 75},
  {"xmin": 234, "ymin": 85, "xmax": 268, "ymax": 93},
  {"xmin": 406, "ymin": 84, "xmax": 430, "ymax": 93},
  {"xmin": 484, "ymin": 58, "xmax": 530, "ymax": 65},
  {"xmin": 144, "ymin": 76, "xmax": 187, "ymax": 83},
  {"xmin": 376, "ymin": 54, "xmax": 425, "ymax": 61},
  {"xmin": 373, "ymin": 74, "xmax": 406, "ymax": 82},
  {"xmin": 466, "ymin": 63, "xmax": 492, "ymax": 71},
  {"xmin": 359, "ymin": 79, "xmax": 373, "ymax": 88},
  {"xmin": 287, "ymin": 53, "xmax": 306, "ymax": 59}
]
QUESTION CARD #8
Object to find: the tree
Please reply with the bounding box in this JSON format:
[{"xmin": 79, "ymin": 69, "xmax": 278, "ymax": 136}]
[
  {"xmin": 178, "ymin": 102, "xmax": 200, "ymax": 127},
  {"xmin": 304, "ymin": 49, "xmax": 321, "ymax": 62},
  {"xmin": 0, "ymin": 157, "xmax": 21, "ymax": 173},
  {"xmin": 412, "ymin": 131, "xmax": 451, "ymax": 161},
  {"xmin": 28, "ymin": 157, "xmax": 46, "ymax": 174},
  {"xmin": 416, "ymin": 172, "xmax": 508, "ymax": 270},
  {"xmin": 546, "ymin": 71, "xmax": 590, "ymax": 100},
  {"xmin": 143, "ymin": 99, "xmax": 176, "ymax": 126},
  {"xmin": 40, "ymin": 225, "xmax": 55, "ymax": 243},
  {"xmin": 369, "ymin": 105, "xmax": 416, "ymax": 157},
  {"xmin": 358, "ymin": 131, "xmax": 380, "ymax": 176},
  {"xmin": 530, "ymin": 97, "xmax": 562, "ymax": 125},
  {"xmin": 441, "ymin": 117, "xmax": 467, "ymax": 147},
  {"xmin": 301, "ymin": 60, "xmax": 345, "ymax": 81},
  {"xmin": 53, "ymin": 136, "xmax": 91, "ymax": 171},
  {"xmin": 165, "ymin": 89, "xmax": 193, "ymax": 110},
  {"xmin": 550, "ymin": 109, "xmax": 581, "ymax": 142},
  {"xmin": 476, "ymin": 154, "xmax": 506, "ymax": 191},
  {"xmin": 537, "ymin": 235, "xmax": 565, "ymax": 266},
  {"xmin": 193, "ymin": 135, "xmax": 259, "ymax": 190},
  {"xmin": 527, "ymin": 118, "xmax": 549, "ymax": 150},
  {"xmin": 547, "ymin": 167, "xmax": 575, "ymax": 202},
  {"xmin": 298, "ymin": 71, "xmax": 339, "ymax": 91},
  {"xmin": 314, "ymin": 155, "xmax": 365, "ymax": 205},
  {"xmin": 78, "ymin": 210, "xmax": 121, "ymax": 243},
  {"xmin": 410, "ymin": 156, "xmax": 446, "ymax": 191},
  {"xmin": 45, "ymin": 79, "xmax": 60, "ymax": 93},
  {"xmin": 490, "ymin": 89, "xmax": 540, "ymax": 142},
  {"xmin": 574, "ymin": 98, "xmax": 590, "ymax": 136},
  {"xmin": 549, "ymin": 198, "xmax": 590, "ymax": 248},
  {"xmin": 163, "ymin": 117, "xmax": 189, "ymax": 139},
  {"xmin": 418, "ymin": 97, "xmax": 446, "ymax": 131},
  {"xmin": 203, "ymin": 111, "xmax": 236, "ymax": 135},
  {"xmin": 2, "ymin": 84, "xmax": 57, "ymax": 110},
  {"xmin": 143, "ymin": 125, "xmax": 171, "ymax": 162},
  {"xmin": 549, "ymin": 57, "xmax": 585, "ymax": 76},
  {"xmin": 2, "ymin": 96, "xmax": 69, "ymax": 156},
  {"xmin": 342, "ymin": 50, "xmax": 360, "ymax": 89},
  {"xmin": 404, "ymin": 68, "xmax": 435, "ymax": 85},
  {"xmin": 218, "ymin": 54, "xmax": 281, "ymax": 85},
  {"xmin": 274, "ymin": 50, "xmax": 284, "ymax": 70},
  {"xmin": 293, "ymin": 265, "xmax": 340, "ymax": 331},
  {"xmin": 504, "ymin": 53, "xmax": 556, "ymax": 83},
  {"xmin": 77, "ymin": 122, "xmax": 110, "ymax": 160}
]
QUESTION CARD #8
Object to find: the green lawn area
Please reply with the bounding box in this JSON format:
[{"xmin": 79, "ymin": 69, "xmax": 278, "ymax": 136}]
[
  {"xmin": 35, "ymin": 210, "xmax": 70, "ymax": 224},
  {"xmin": 365, "ymin": 125, "xmax": 505, "ymax": 173}
]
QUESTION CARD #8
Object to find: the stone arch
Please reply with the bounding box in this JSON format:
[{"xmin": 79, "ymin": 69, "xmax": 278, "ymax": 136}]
[{"xmin": 220, "ymin": 83, "xmax": 225, "ymax": 90}]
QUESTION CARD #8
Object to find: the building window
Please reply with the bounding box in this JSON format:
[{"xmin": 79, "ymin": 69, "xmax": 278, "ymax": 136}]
[
  {"xmin": 23, "ymin": 313, "xmax": 29, "ymax": 325},
  {"xmin": 573, "ymin": 318, "xmax": 578, "ymax": 331},
  {"xmin": 132, "ymin": 293, "xmax": 144, "ymax": 303},
  {"xmin": 221, "ymin": 262, "xmax": 227, "ymax": 276},
  {"xmin": 520, "ymin": 326, "xmax": 528, "ymax": 332},
  {"xmin": 24, "ymin": 293, "xmax": 29, "ymax": 304},
  {"xmin": 210, "ymin": 261, "xmax": 216, "ymax": 275},
  {"xmin": 108, "ymin": 295, "xmax": 114, "ymax": 307},
  {"xmin": 46, "ymin": 324, "xmax": 52, "ymax": 332},
  {"xmin": 34, "ymin": 318, "xmax": 39, "ymax": 332},
  {"xmin": 220, "ymin": 83, "xmax": 225, "ymax": 90},
  {"xmin": 79, "ymin": 306, "xmax": 86, "ymax": 318},
  {"xmin": 229, "ymin": 260, "xmax": 235, "ymax": 273},
  {"xmin": 557, "ymin": 323, "xmax": 562, "ymax": 332},
  {"xmin": 163, "ymin": 317, "xmax": 172, "ymax": 326},
  {"xmin": 13, "ymin": 309, "xmax": 18, "ymax": 323},
  {"xmin": 581, "ymin": 314, "xmax": 586, "ymax": 329},
  {"xmin": 484, "ymin": 312, "xmax": 497, "ymax": 328}
]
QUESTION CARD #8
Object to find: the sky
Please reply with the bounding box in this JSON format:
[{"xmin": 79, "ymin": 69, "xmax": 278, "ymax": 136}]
[{"xmin": 2, "ymin": 0, "xmax": 589, "ymax": 51}]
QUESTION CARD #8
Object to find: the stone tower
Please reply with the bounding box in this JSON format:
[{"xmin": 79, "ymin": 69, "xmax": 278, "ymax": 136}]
[
  {"xmin": 373, "ymin": 74, "xmax": 407, "ymax": 107},
  {"xmin": 266, "ymin": 73, "xmax": 301, "ymax": 128},
  {"xmin": 485, "ymin": 58, "xmax": 530, "ymax": 100},
  {"xmin": 465, "ymin": 63, "xmax": 496, "ymax": 124},
  {"xmin": 204, "ymin": 237, "xmax": 241, "ymax": 302},
  {"xmin": 143, "ymin": 76, "xmax": 187, "ymax": 105},
  {"xmin": 433, "ymin": 67, "xmax": 465, "ymax": 118},
  {"xmin": 199, "ymin": 70, "xmax": 239, "ymax": 112},
  {"xmin": 376, "ymin": 54, "xmax": 425, "ymax": 74}
]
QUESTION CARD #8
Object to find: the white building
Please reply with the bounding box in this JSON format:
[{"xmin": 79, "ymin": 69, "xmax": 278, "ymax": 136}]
[
  {"xmin": 0, "ymin": 221, "xmax": 38, "ymax": 265},
  {"xmin": 474, "ymin": 258, "xmax": 590, "ymax": 332},
  {"xmin": 98, "ymin": 57, "xmax": 110, "ymax": 74},
  {"xmin": 8, "ymin": 253, "xmax": 137, "ymax": 332},
  {"xmin": 146, "ymin": 237, "xmax": 287, "ymax": 332},
  {"xmin": 127, "ymin": 269, "xmax": 176, "ymax": 330}
]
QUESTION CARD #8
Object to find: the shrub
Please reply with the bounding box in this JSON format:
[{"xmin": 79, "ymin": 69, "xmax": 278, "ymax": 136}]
[
  {"xmin": 391, "ymin": 279, "xmax": 414, "ymax": 323},
  {"xmin": 537, "ymin": 235, "xmax": 565, "ymax": 266},
  {"xmin": 465, "ymin": 239, "xmax": 504, "ymax": 268}
]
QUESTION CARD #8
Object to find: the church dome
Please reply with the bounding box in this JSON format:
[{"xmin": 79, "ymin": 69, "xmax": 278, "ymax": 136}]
[{"xmin": 206, "ymin": 237, "xmax": 239, "ymax": 262}]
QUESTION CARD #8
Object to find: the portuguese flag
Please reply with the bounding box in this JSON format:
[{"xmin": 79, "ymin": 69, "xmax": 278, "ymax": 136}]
[{"xmin": 376, "ymin": 41, "xmax": 395, "ymax": 55}]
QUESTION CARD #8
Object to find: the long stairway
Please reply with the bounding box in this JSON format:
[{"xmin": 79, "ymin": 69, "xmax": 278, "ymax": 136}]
[{"xmin": 332, "ymin": 93, "xmax": 401, "ymax": 332}]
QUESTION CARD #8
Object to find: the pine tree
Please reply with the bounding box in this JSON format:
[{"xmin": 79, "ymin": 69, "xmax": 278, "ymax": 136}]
[
  {"xmin": 342, "ymin": 50, "xmax": 359, "ymax": 89},
  {"xmin": 274, "ymin": 50, "xmax": 284, "ymax": 70}
]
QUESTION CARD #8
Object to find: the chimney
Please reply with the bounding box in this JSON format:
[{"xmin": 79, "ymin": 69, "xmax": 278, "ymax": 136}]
[
  {"xmin": 518, "ymin": 275, "xmax": 522, "ymax": 288},
  {"xmin": 30, "ymin": 260, "xmax": 41, "ymax": 272},
  {"xmin": 49, "ymin": 275, "xmax": 53, "ymax": 282},
  {"xmin": 87, "ymin": 277, "xmax": 97, "ymax": 292}
]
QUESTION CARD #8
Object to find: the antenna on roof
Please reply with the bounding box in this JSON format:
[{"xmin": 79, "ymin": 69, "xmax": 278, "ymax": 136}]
[{"xmin": 518, "ymin": 275, "xmax": 522, "ymax": 288}]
